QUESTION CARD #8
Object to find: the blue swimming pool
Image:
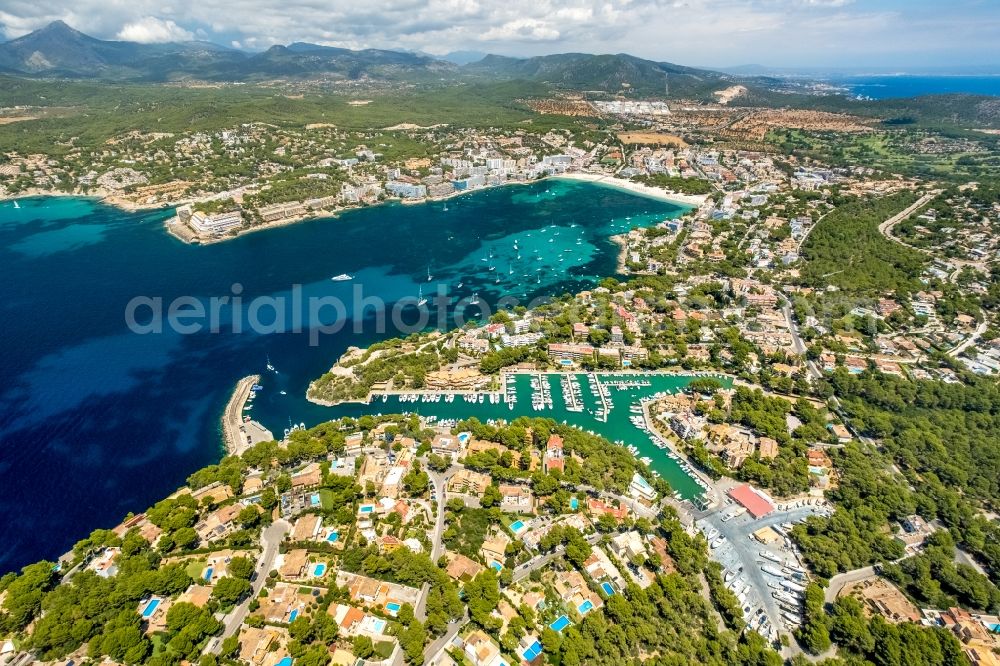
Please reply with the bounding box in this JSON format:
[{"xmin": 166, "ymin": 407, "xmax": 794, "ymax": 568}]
[
  {"xmin": 578, "ymin": 599, "xmax": 594, "ymax": 614},
  {"xmin": 288, "ymin": 609, "xmax": 298, "ymax": 622},
  {"xmin": 372, "ymin": 618, "xmax": 387, "ymax": 633},
  {"xmin": 490, "ymin": 561, "xmax": 503, "ymax": 572},
  {"xmin": 559, "ymin": 359, "xmax": 573, "ymax": 367},
  {"xmin": 309, "ymin": 493, "xmax": 321, "ymax": 506},
  {"xmin": 457, "ymin": 432, "xmax": 470, "ymax": 444},
  {"xmin": 550, "ymin": 615, "xmax": 570, "ymax": 632},
  {"xmin": 569, "ymin": 497, "xmax": 579, "ymax": 510},
  {"xmin": 359, "ymin": 505, "xmax": 374, "ymax": 514},
  {"xmin": 326, "ymin": 531, "xmax": 339, "ymax": 543},
  {"xmin": 141, "ymin": 598, "xmax": 160, "ymax": 618},
  {"xmin": 312, "ymin": 563, "xmax": 327, "ymax": 576},
  {"xmin": 509, "ymin": 520, "xmax": 525, "ymax": 533},
  {"xmin": 521, "ymin": 640, "xmax": 543, "ymax": 661},
  {"xmin": 203, "ymin": 567, "xmax": 213, "ymax": 581},
  {"xmin": 277, "ymin": 658, "xmax": 293, "ymax": 666},
  {"xmin": 386, "ymin": 602, "xmax": 401, "ymax": 613},
  {"xmin": 601, "ymin": 581, "xmax": 615, "ymax": 596}
]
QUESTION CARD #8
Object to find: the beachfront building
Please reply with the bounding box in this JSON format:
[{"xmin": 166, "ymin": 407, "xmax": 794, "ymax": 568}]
[
  {"xmin": 385, "ymin": 180, "xmax": 427, "ymax": 199},
  {"xmin": 187, "ymin": 208, "xmax": 244, "ymax": 234}
]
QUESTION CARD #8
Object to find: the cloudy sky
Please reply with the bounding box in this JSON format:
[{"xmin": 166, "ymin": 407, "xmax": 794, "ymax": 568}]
[{"xmin": 0, "ymin": 0, "xmax": 997, "ymax": 69}]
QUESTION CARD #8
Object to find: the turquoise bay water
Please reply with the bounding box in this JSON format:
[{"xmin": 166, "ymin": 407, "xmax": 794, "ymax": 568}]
[
  {"xmin": 0, "ymin": 180, "xmax": 689, "ymax": 573},
  {"xmin": 301, "ymin": 372, "xmax": 732, "ymax": 499}
]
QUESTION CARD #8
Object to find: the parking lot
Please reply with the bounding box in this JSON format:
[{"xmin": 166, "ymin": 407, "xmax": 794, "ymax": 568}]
[{"xmin": 696, "ymin": 497, "xmax": 830, "ymax": 643}]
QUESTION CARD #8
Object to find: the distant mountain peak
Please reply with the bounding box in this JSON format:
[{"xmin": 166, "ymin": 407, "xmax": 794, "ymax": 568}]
[
  {"xmin": 40, "ymin": 19, "xmax": 72, "ymax": 31},
  {"xmin": 29, "ymin": 20, "xmax": 85, "ymax": 39},
  {"xmin": 0, "ymin": 20, "xmax": 743, "ymax": 94}
]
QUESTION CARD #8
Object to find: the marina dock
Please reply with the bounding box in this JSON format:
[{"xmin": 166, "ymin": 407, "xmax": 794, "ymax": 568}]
[
  {"xmin": 222, "ymin": 375, "xmax": 273, "ymax": 455},
  {"xmin": 328, "ymin": 370, "xmax": 732, "ymax": 500}
]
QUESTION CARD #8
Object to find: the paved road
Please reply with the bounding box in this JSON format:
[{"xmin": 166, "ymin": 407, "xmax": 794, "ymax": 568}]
[
  {"xmin": 783, "ymin": 304, "xmax": 809, "ymax": 357},
  {"xmin": 414, "ymin": 464, "xmax": 459, "ymax": 623},
  {"xmin": 512, "ymin": 532, "xmax": 604, "ymax": 583},
  {"xmin": 424, "ymin": 613, "xmax": 469, "ymax": 665},
  {"xmin": 428, "ymin": 467, "xmax": 458, "ymax": 561},
  {"xmin": 954, "ymin": 546, "xmax": 988, "ymax": 576},
  {"xmin": 948, "ymin": 320, "xmax": 988, "ymax": 357},
  {"xmin": 6, "ymin": 652, "xmax": 35, "ymax": 666},
  {"xmin": 699, "ymin": 505, "xmax": 822, "ymax": 641},
  {"xmin": 877, "ymin": 192, "xmax": 937, "ymax": 254},
  {"xmin": 824, "ymin": 566, "xmax": 876, "ymax": 604},
  {"xmin": 206, "ymin": 519, "xmax": 290, "ymax": 654}
]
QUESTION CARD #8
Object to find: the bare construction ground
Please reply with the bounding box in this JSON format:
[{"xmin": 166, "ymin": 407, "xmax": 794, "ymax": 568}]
[{"xmin": 618, "ymin": 132, "xmax": 689, "ymax": 147}]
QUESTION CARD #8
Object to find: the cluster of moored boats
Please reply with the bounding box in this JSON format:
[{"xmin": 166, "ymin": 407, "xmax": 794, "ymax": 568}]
[
  {"xmin": 560, "ymin": 374, "xmax": 584, "ymax": 412},
  {"xmin": 701, "ymin": 512, "xmax": 811, "ymax": 644},
  {"xmin": 390, "ymin": 392, "xmax": 502, "ymax": 404},
  {"xmin": 504, "ymin": 382, "xmax": 518, "ymax": 410},
  {"xmin": 627, "ymin": 395, "xmax": 711, "ymax": 494},
  {"xmin": 361, "ymin": 374, "xmax": 734, "ymax": 498},
  {"xmin": 242, "ymin": 383, "xmax": 263, "ymax": 413},
  {"xmin": 759, "ymin": 552, "xmax": 808, "ymax": 629},
  {"xmin": 283, "ymin": 421, "xmax": 306, "ymax": 438},
  {"xmin": 587, "ymin": 373, "xmax": 611, "ymax": 422},
  {"xmin": 529, "ymin": 375, "xmax": 553, "ymax": 410}
]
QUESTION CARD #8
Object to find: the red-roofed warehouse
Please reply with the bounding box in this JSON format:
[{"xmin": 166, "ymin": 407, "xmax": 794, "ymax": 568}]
[{"xmin": 728, "ymin": 484, "xmax": 775, "ymax": 519}]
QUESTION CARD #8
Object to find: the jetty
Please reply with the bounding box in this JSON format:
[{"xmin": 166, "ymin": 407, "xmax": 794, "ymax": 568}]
[
  {"xmin": 590, "ymin": 373, "xmax": 611, "ymax": 422},
  {"xmin": 222, "ymin": 375, "xmax": 273, "ymax": 455}
]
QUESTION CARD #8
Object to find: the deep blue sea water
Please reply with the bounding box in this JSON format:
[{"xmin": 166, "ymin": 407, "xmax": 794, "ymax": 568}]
[
  {"xmin": 835, "ymin": 75, "xmax": 1000, "ymax": 99},
  {"xmin": 0, "ymin": 179, "xmax": 688, "ymax": 574}
]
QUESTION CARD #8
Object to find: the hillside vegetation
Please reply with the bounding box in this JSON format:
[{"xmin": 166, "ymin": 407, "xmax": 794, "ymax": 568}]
[{"xmin": 799, "ymin": 191, "xmax": 926, "ymax": 295}]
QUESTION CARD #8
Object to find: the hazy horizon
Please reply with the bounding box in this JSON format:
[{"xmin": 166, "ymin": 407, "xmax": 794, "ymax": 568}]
[{"xmin": 1, "ymin": 0, "xmax": 998, "ymax": 71}]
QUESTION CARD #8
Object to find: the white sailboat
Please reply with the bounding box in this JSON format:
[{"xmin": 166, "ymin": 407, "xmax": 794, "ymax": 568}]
[
  {"xmin": 470, "ymin": 292, "xmax": 480, "ymax": 305},
  {"xmin": 12, "ymin": 201, "xmax": 20, "ymax": 209},
  {"xmin": 417, "ymin": 285, "xmax": 428, "ymax": 307},
  {"xmin": 266, "ymin": 354, "xmax": 275, "ymax": 372},
  {"xmin": 427, "ymin": 265, "xmax": 433, "ymax": 282}
]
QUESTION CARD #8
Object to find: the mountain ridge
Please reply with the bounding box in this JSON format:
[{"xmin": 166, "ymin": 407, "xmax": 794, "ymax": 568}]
[{"xmin": 0, "ymin": 20, "xmax": 745, "ymax": 95}]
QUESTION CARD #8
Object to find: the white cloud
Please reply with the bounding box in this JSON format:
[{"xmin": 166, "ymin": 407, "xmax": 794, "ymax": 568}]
[
  {"xmin": 801, "ymin": 0, "xmax": 854, "ymax": 6},
  {"xmin": 480, "ymin": 18, "xmax": 560, "ymax": 42},
  {"xmin": 115, "ymin": 16, "xmax": 193, "ymax": 43},
  {"xmin": 0, "ymin": 0, "xmax": 997, "ymax": 67}
]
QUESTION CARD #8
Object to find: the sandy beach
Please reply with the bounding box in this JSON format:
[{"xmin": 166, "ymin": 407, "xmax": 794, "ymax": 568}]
[
  {"xmin": 554, "ymin": 172, "xmax": 709, "ymax": 207},
  {"xmin": 610, "ymin": 233, "xmax": 630, "ymax": 273},
  {"xmin": 8, "ymin": 172, "xmax": 706, "ymax": 249}
]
